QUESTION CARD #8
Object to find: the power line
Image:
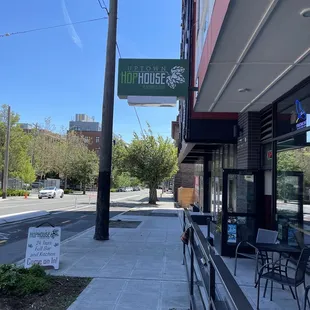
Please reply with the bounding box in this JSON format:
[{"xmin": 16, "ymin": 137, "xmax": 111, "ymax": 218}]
[
  {"xmin": 97, "ymin": 0, "xmax": 121, "ymax": 58},
  {"xmin": 0, "ymin": 17, "xmax": 108, "ymax": 38},
  {"xmin": 116, "ymin": 42, "xmax": 122, "ymax": 58},
  {"xmin": 97, "ymin": 0, "xmax": 109, "ymax": 15},
  {"xmin": 133, "ymin": 106, "xmax": 144, "ymax": 136}
]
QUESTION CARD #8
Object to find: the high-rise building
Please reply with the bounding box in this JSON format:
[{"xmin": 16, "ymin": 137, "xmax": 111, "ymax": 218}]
[{"xmin": 69, "ymin": 114, "xmax": 100, "ymax": 132}]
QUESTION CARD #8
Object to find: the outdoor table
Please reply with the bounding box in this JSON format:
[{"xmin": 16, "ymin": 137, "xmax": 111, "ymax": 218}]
[
  {"xmin": 254, "ymin": 243, "xmax": 301, "ymax": 255},
  {"xmin": 245, "ymin": 242, "xmax": 301, "ymax": 287},
  {"xmin": 249, "ymin": 242, "xmax": 301, "ymax": 275},
  {"xmin": 250, "ymin": 242, "xmax": 301, "ymax": 262}
]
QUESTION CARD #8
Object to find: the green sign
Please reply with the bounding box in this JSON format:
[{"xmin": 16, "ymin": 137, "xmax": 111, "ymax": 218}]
[{"xmin": 117, "ymin": 59, "xmax": 189, "ymax": 99}]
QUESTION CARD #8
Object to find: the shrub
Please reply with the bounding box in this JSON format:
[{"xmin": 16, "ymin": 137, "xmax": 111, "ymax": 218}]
[
  {"xmin": 0, "ymin": 264, "xmax": 50, "ymax": 296},
  {"xmin": 64, "ymin": 189, "xmax": 74, "ymax": 194},
  {"xmin": 110, "ymin": 188, "xmax": 117, "ymax": 192},
  {"xmin": 5, "ymin": 190, "xmax": 30, "ymax": 197}
]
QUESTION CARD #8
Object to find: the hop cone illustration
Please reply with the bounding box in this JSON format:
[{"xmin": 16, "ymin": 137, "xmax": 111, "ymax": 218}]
[
  {"xmin": 166, "ymin": 76, "xmax": 176, "ymax": 89},
  {"xmin": 166, "ymin": 66, "xmax": 186, "ymax": 89}
]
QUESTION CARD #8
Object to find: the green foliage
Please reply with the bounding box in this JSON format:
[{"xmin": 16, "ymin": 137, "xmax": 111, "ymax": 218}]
[
  {"xmin": 0, "ymin": 105, "xmax": 34, "ymax": 182},
  {"xmin": 0, "ymin": 264, "xmax": 50, "ymax": 296},
  {"xmin": 28, "ymin": 118, "xmax": 59, "ymax": 179},
  {"xmin": 19, "ymin": 160, "xmax": 36, "ymax": 185},
  {"xmin": 110, "ymin": 188, "xmax": 117, "ymax": 192},
  {"xmin": 0, "ymin": 189, "xmax": 30, "ymax": 197},
  {"xmin": 111, "ymin": 136, "xmax": 128, "ymax": 188},
  {"xmin": 64, "ymin": 189, "xmax": 74, "ymax": 194},
  {"xmin": 113, "ymin": 172, "xmax": 131, "ymax": 188},
  {"xmin": 124, "ymin": 125, "xmax": 178, "ymax": 204},
  {"xmin": 71, "ymin": 147, "xmax": 99, "ymax": 194}
]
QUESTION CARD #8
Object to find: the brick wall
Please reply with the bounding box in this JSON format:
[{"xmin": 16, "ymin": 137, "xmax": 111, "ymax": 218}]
[
  {"xmin": 237, "ymin": 112, "xmax": 261, "ymax": 170},
  {"xmin": 173, "ymin": 163, "xmax": 195, "ymax": 201}
]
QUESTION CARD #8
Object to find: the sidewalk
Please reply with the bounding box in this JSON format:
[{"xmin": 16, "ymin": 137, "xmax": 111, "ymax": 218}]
[{"xmin": 49, "ymin": 195, "xmax": 190, "ymax": 310}]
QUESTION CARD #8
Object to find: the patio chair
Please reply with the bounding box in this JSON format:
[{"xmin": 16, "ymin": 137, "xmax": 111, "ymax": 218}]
[
  {"xmin": 234, "ymin": 228, "xmax": 278, "ymax": 284},
  {"xmin": 256, "ymin": 247, "xmax": 310, "ymax": 310},
  {"xmin": 295, "ymin": 230, "xmax": 309, "ymax": 249}
]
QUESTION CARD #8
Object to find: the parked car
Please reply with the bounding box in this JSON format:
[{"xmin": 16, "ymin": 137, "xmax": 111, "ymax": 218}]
[
  {"xmin": 133, "ymin": 187, "xmax": 140, "ymax": 191},
  {"xmin": 38, "ymin": 187, "xmax": 64, "ymax": 199},
  {"xmin": 117, "ymin": 187, "xmax": 125, "ymax": 192}
]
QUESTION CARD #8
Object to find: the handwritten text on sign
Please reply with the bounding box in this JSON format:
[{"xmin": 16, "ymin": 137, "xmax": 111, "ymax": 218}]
[{"xmin": 25, "ymin": 226, "xmax": 61, "ymax": 270}]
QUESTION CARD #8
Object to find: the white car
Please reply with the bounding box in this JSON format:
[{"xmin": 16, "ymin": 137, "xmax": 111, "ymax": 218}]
[{"xmin": 38, "ymin": 187, "xmax": 64, "ymax": 199}]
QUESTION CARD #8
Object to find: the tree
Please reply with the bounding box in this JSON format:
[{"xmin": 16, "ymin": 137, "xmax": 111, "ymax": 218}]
[
  {"xmin": 19, "ymin": 160, "xmax": 36, "ymax": 185},
  {"xmin": 124, "ymin": 127, "xmax": 178, "ymax": 204},
  {"xmin": 29, "ymin": 118, "xmax": 60, "ymax": 179},
  {"xmin": 0, "ymin": 105, "xmax": 34, "ymax": 184},
  {"xmin": 111, "ymin": 136, "xmax": 128, "ymax": 188},
  {"xmin": 113, "ymin": 172, "xmax": 131, "ymax": 188},
  {"xmin": 54, "ymin": 131, "xmax": 85, "ymax": 189},
  {"xmin": 71, "ymin": 147, "xmax": 99, "ymax": 194}
]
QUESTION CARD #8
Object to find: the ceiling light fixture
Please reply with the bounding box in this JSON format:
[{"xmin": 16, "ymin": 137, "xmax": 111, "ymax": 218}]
[
  {"xmin": 300, "ymin": 8, "xmax": 310, "ymax": 17},
  {"xmin": 238, "ymin": 88, "xmax": 250, "ymax": 93}
]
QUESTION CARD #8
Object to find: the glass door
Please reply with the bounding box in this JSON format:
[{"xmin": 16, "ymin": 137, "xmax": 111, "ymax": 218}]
[
  {"xmin": 222, "ymin": 169, "xmax": 261, "ymax": 255},
  {"xmin": 276, "ymin": 171, "xmax": 303, "ymax": 245}
]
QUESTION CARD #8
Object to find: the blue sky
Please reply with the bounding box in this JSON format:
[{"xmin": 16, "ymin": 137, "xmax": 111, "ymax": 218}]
[{"xmin": 0, "ymin": 0, "xmax": 181, "ymax": 141}]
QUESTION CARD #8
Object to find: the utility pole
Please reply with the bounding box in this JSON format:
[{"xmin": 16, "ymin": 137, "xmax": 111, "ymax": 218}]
[
  {"xmin": 94, "ymin": 0, "xmax": 118, "ymax": 240},
  {"xmin": 2, "ymin": 106, "xmax": 11, "ymax": 199}
]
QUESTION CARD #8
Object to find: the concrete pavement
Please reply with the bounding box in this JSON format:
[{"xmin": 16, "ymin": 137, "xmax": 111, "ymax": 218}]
[
  {"xmin": 45, "ymin": 195, "xmax": 190, "ymax": 310},
  {"xmin": 0, "ymin": 191, "xmax": 150, "ymax": 264}
]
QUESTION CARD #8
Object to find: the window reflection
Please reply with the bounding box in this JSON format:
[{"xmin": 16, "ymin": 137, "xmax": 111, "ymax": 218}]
[{"xmin": 276, "ymin": 135, "xmax": 310, "ymax": 245}]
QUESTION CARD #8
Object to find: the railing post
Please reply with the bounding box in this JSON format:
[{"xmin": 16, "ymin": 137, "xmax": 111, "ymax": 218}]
[
  {"xmin": 182, "ymin": 211, "xmax": 186, "ymax": 265},
  {"xmin": 190, "ymin": 226, "xmax": 194, "ymax": 297},
  {"xmin": 209, "ymin": 257, "xmax": 216, "ymax": 310}
]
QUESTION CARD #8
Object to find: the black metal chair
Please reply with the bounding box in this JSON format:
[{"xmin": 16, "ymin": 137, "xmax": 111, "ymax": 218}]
[
  {"xmin": 234, "ymin": 228, "xmax": 278, "ymax": 284},
  {"xmin": 256, "ymin": 248, "xmax": 310, "ymax": 310}
]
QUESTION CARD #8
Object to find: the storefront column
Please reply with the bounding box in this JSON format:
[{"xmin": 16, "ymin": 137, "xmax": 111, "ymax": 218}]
[
  {"xmin": 203, "ymin": 154, "xmax": 211, "ymax": 213},
  {"xmin": 237, "ymin": 112, "xmax": 261, "ymax": 170}
]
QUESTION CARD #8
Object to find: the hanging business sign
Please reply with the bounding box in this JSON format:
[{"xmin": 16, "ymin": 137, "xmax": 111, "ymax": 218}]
[
  {"xmin": 118, "ymin": 59, "xmax": 189, "ymax": 99},
  {"xmin": 294, "ymin": 99, "xmax": 310, "ymax": 130},
  {"xmin": 25, "ymin": 226, "xmax": 61, "ymax": 270}
]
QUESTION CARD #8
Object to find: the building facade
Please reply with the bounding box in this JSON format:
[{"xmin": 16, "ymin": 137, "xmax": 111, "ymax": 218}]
[
  {"xmin": 174, "ymin": 0, "xmax": 310, "ymax": 256},
  {"xmin": 69, "ymin": 114, "xmax": 100, "ymax": 132}
]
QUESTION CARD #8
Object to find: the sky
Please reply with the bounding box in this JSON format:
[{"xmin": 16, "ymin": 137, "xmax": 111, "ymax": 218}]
[{"xmin": 0, "ymin": 0, "xmax": 181, "ymax": 142}]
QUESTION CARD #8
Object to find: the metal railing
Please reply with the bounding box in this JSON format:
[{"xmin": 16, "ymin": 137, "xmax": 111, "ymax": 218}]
[{"xmin": 182, "ymin": 210, "xmax": 253, "ymax": 310}]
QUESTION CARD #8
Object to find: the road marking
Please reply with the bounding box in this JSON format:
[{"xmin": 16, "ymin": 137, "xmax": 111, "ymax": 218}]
[
  {"xmin": 111, "ymin": 194, "xmax": 141, "ymax": 202},
  {"xmin": 0, "ymin": 233, "xmax": 9, "ymax": 240},
  {"xmin": 0, "ymin": 193, "xmax": 146, "ymax": 219},
  {"xmin": 61, "ymin": 220, "xmax": 71, "ymax": 224},
  {"xmin": 52, "ymin": 194, "xmax": 143, "ymax": 215}
]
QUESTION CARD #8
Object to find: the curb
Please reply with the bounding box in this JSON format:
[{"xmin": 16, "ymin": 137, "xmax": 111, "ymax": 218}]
[{"xmin": 0, "ymin": 210, "xmax": 50, "ymax": 225}]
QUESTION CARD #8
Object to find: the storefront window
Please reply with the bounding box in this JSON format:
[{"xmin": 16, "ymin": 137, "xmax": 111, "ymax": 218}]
[
  {"xmin": 276, "ymin": 132, "xmax": 310, "ymax": 245},
  {"xmin": 210, "ymin": 145, "xmax": 237, "ymax": 219},
  {"xmin": 194, "ymin": 163, "xmax": 204, "ymax": 211},
  {"xmin": 276, "ymin": 82, "xmax": 310, "ymax": 137}
]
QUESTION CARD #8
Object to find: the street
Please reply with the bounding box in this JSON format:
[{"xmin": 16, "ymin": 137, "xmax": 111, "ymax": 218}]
[{"xmin": 0, "ymin": 190, "xmax": 149, "ymax": 264}]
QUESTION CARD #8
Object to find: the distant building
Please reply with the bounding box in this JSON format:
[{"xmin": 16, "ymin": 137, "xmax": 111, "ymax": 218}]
[
  {"xmin": 19, "ymin": 123, "xmax": 34, "ymax": 130},
  {"xmin": 69, "ymin": 114, "xmax": 100, "ymax": 132},
  {"xmin": 78, "ymin": 131, "xmax": 101, "ymax": 156}
]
